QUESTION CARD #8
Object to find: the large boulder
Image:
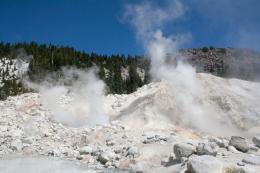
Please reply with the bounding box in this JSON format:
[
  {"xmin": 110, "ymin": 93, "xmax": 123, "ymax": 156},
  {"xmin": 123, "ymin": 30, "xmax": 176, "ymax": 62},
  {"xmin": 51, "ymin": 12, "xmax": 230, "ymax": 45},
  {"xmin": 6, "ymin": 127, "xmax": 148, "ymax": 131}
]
[
  {"xmin": 187, "ymin": 155, "xmax": 223, "ymax": 173},
  {"xmin": 196, "ymin": 142, "xmax": 218, "ymax": 156},
  {"xmin": 252, "ymin": 136, "xmax": 260, "ymax": 148},
  {"xmin": 229, "ymin": 136, "xmax": 249, "ymax": 152},
  {"xmin": 173, "ymin": 143, "xmax": 195, "ymax": 160}
]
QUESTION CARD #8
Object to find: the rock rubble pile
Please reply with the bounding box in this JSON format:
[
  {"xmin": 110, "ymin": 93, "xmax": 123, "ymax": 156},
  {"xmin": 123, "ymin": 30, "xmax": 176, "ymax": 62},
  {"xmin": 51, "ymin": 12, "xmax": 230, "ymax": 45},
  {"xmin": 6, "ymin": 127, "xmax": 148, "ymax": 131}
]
[{"xmin": 1, "ymin": 73, "xmax": 260, "ymax": 172}]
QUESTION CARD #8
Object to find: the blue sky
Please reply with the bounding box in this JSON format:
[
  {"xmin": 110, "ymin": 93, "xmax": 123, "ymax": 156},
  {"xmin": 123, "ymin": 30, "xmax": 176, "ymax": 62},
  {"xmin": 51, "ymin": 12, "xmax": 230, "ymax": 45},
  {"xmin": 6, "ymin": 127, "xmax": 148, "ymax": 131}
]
[{"xmin": 0, "ymin": 0, "xmax": 260, "ymax": 54}]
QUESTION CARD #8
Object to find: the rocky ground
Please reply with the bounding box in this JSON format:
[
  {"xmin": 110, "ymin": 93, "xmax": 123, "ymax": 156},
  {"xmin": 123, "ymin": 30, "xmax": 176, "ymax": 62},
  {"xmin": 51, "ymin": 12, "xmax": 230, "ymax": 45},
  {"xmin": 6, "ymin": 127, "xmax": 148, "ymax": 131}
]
[{"xmin": 1, "ymin": 73, "xmax": 260, "ymax": 173}]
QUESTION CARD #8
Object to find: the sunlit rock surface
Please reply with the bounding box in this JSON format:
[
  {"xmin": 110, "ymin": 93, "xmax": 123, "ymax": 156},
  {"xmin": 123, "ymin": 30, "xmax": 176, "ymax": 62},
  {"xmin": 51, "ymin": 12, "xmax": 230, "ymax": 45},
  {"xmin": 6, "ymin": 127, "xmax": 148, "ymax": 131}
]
[{"xmin": 1, "ymin": 73, "xmax": 260, "ymax": 172}]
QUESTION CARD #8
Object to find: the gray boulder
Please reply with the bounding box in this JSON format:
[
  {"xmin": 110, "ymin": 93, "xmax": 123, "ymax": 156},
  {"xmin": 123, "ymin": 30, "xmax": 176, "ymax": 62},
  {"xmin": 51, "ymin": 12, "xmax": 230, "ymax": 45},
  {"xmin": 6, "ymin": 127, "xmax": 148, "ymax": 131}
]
[
  {"xmin": 229, "ymin": 136, "xmax": 249, "ymax": 152},
  {"xmin": 187, "ymin": 155, "xmax": 223, "ymax": 173},
  {"xmin": 252, "ymin": 136, "xmax": 260, "ymax": 148},
  {"xmin": 173, "ymin": 143, "xmax": 195, "ymax": 160},
  {"xmin": 196, "ymin": 142, "xmax": 218, "ymax": 156}
]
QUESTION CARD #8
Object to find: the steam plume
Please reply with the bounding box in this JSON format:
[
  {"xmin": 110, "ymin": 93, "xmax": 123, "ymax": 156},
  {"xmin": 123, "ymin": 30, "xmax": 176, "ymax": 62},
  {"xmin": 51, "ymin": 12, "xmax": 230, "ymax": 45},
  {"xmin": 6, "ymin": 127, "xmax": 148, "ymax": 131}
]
[
  {"xmin": 123, "ymin": 0, "xmax": 241, "ymax": 135},
  {"xmin": 25, "ymin": 67, "xmax": 108, "ymax": 127}
]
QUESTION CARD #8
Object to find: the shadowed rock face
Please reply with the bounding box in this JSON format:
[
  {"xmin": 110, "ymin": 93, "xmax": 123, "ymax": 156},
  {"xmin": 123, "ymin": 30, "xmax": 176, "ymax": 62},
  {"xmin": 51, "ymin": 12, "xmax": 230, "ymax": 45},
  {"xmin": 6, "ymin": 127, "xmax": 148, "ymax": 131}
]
[{"xmin": 177, "ymin": 48, "xmax": 260, "ymax": 81}]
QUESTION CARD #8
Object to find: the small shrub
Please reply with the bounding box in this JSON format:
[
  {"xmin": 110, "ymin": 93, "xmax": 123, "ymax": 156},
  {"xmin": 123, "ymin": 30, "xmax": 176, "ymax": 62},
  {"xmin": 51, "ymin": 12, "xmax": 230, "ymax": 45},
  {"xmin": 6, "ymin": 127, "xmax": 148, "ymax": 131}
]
[{"xmin": 202, "ymin": 47, "xmax": 209, "ymax": 52}]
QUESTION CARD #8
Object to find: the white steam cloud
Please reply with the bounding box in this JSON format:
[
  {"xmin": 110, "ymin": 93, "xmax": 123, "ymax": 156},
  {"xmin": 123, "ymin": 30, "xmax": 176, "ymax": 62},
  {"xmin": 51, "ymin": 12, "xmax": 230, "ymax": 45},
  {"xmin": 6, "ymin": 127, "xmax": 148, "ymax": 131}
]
[
  {"xmin": 123, "ymin": 0, "xmax": 187, "ymax": 44},
  {"xmin": 25, "ymin": 67, "xmax": 108, "ymax": 127},
  {"xmin": 123, "ymin": 0, "xmax": 241, "ymax": 135}
]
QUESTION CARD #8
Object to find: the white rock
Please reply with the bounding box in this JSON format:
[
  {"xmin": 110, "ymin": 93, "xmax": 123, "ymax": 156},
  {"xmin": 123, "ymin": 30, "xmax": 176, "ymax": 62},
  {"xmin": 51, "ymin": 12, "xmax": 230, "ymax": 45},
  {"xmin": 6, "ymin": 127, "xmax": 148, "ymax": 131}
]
[
  {"xmin": 173, "ymin": 143, "xmax": 195, "ymax": 160},
  {"xmin": 0, "ymin": 126, "xmax": 8, "ymax": 132},
  {"xmin": 208, "ymin": 137, "xmax": 228, "ymax": 148},
  {"xmin": 76, "ymin": 155, "xmax": 83, "ymax": 160},
  {"xmin": 161, "ymin": 157, "xmax": 170, "ymax": 166},
  {"xmin": 10, "ymin": 129, "xmax": 23, "ymax": 138},
  {"xmin": 82, "ymin": 155, "xmax": 95, "ymax": 164},
  {"xmin": 114, "ymin": 147, "xmax": 123, "ymax": 154},
  {"xmin": 10, "ymin": 139, "xmax": 23, "ymax": 151},
  {"xmin": 252, "ymin": 136, "xmax": 260, "ymax": 148},
  {"xmin": 249, "ymin": 145, "xmax": 259, "ymax": 153},
  {"xmin": 187, "ymin": 155, "xmax": 223, "ymax": 173},
  {"xmin": 106, "ymin": 139, "xmax": 115, "ymax": 146},
  {"xmin": 78, "ymin": 146, "xmax": 93, "ymax": 155},
  {"xmin": 196, "ymin": 142, "xmax": 218, "ymax": 156},
  {"xmin": 228, "ymin": 146, "xmax": 241, "ymax": 154},
  {"xmin": 242, "ymin": 155, "xmax": 260, "ymax": 165},
  {"xmin": 229, "ymin": 136, "xmax": 249, "ymax": 152},
  {"xmin": 127, "ymin": 146, "xmax": 139, "ymax": 157},
  {"xmin": 21, "ymin": 137, "xmax": 34, "ymax": 144},
  {"xmin": 105, "ymin": 161, "xmax": 112, "ymax": 167},
  {"xmin": 237, "ymin": 162, "xmax": 245, "ymax": 166},
  {"xmin": 122, "ymin": 134, "xmax": 128, "ymax": 139},
  {"xmin": 158, "ymin": 134, "xmax": 168, "ymax": 141},
  {"xmin": 98, "ymin": 151, "xmax": 116, "ymax": 164}
]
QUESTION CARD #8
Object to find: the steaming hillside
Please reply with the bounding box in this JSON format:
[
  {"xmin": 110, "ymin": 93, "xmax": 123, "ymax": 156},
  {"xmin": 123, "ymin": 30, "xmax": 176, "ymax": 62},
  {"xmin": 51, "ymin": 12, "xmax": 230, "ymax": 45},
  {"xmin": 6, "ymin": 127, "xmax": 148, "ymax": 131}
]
[
  {"xmin": 1, "ymin": 72, "xmax": 260, "ymax": 173},
  {"xmin": 108, "ymin": 73, "xmax": 260, "ymax": 135},
  {"xmin": 1, "ymin": 44, "xmax": 260, "ymax": 172}
]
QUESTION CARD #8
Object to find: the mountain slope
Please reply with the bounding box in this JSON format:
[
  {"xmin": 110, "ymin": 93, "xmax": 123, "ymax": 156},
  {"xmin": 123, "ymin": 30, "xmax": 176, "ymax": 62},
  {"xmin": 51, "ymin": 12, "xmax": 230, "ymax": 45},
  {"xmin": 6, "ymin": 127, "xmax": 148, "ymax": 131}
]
[{"xmin": 108, "ymin": 73, "xmax": 260, "ymax": 136}]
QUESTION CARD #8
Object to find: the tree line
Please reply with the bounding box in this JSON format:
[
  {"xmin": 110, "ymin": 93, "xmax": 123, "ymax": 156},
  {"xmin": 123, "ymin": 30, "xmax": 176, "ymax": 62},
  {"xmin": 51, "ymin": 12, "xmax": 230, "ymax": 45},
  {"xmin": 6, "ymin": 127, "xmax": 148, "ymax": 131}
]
[{"xmin": 0, "ymin": 42, "xmax": 151, "ymax": 100}]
